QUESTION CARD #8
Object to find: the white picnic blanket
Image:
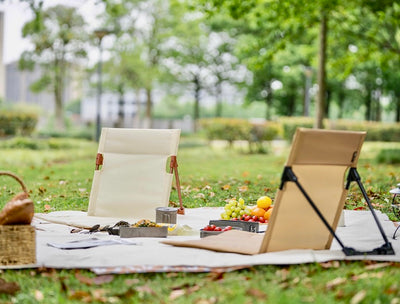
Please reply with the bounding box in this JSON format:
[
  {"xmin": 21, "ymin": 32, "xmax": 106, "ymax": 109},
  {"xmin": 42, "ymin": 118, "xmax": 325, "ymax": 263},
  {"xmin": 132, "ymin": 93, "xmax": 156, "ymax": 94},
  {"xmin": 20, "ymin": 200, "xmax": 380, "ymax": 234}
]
[{"xmin": 3, "ymin": 208, "xmax": 400, "ymax": 273}]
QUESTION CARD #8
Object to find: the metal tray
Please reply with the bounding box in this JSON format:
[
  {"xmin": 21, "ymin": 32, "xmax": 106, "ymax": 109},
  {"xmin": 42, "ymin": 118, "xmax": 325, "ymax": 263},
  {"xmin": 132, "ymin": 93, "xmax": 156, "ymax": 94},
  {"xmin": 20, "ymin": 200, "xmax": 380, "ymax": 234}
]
[
  {"xmin": 200, "ymin": 229, "xmax": 225, "ymax": 238},
  {"xmin": 209, "ymin": 220, "xmax": 259, "ymax": 233},
  {"xmin": 119, "ymin": 226, "xmax": 168, "ymax": 238}
]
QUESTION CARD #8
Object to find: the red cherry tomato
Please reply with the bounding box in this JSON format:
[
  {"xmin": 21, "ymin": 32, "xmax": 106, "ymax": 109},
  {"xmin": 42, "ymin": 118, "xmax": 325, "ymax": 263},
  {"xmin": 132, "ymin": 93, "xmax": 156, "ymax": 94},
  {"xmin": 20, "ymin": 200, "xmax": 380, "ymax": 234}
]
[
  {"xmin": 214, "ymin": 227, "xmax": 222, "ymax": 231},
  {"xmin": 259, "ymin": 217, "xmax": 265, "ymax": 223}
]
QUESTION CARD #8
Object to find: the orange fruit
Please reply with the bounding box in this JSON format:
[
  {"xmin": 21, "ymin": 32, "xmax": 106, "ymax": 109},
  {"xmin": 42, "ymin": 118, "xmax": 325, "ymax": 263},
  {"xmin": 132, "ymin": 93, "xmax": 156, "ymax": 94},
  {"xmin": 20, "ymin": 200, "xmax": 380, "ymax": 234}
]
[
  {"xmin": 264, "ymin": 207, "xmax": 273, "ymax": 220},
  {"xmin": 251, "ymin": 206, "xmax": 266, "ymax": 218},
  {"xmin": 257, "ymin": 196, "xmax": 272, "ymax": 209}
]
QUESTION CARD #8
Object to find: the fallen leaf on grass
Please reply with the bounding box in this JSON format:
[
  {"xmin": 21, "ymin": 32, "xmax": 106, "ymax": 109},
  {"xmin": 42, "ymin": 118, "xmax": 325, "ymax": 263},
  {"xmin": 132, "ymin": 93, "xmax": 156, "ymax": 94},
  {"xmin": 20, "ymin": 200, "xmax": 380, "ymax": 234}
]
[
  {"xmin": 206, "ymin": 271, "xmax": 225, "ymax": 281},
  {"xmin": 169, "ymin": 289, "xmax": 186, "ymax": 300},
  {"xmin": 221, "ymin": 184, "xmax": 231, "ymax": 190},
  {"xmin": 194, "ymin": 193, "xmax": 206, "ymax": 199},
  {"xmin": 0, "ymin": 278, "xmax": 20, "ymax": 295},
  {"xmin": 44, "ymin": 204, "xmax": 52, "ymax": 211},
  {"xmin": 170, "ymin": 283, "xmax": 201, "ymax": 299},
  {"xmin": 37, "ymin": 267, "xmax": 57, "ymax": 278},
  {"xmin": 194, "ymin": 297, "xmax": 218, "ymax": 304},
  {"xmin": 75, "ymin": 272, "xmax": 114, "ymax": 286},
  {"xmin": 351, "ymin": 271, "xmax": 384, "ymax": 281},
  {"xmin": 246, "ymin": 288, "xmax": 267, "ymax": 300},
  {"xmin": 238, "ymin": 185, "xmax": 248, "ymax": 192},
  {"xmin": 69, "ymin": 290, "xmax": 92, "ymax": 302},
  {"xmin": 319, "ymin": 261, "xmax": 340, "ymax": 269},
  {"xmin": 124, "ymin": 278, "xmax": 140, "ymax": 286},
  {"xmin": 350, "ymin": 290, "xmax": 367, "ymax": 304},
  {"xmin": 34, "ymin": 290, "xmax": 44, "ymax": 301},
  {"xmin": 275, "ymin": 268, "xmax": 289, "ymax": 282},
  {"xmin": 364, "ymin": 262, "xmax": 393, "ymax": 270},
  {"xmin": 325, "ymin": 277, "xmax": 347, "ymax": 290},
  {"xmin": 384, "ymin": 284, "xmax": 398, "ymax": 295},
  {"xmin": 136, "ymin": 284, "xmax": 157, "ymax": 296}
]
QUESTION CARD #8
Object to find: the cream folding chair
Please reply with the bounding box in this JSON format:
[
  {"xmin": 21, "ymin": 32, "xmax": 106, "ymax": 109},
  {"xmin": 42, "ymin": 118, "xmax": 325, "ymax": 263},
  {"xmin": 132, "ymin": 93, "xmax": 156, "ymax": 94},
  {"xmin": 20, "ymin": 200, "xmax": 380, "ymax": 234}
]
[
  {"xmin": 88, "ymin": 128, "xmax": 184, "ymax": 221},
  {"xmin": 164, "ymin": 128, "xmax": 394, "ymax": 255}
]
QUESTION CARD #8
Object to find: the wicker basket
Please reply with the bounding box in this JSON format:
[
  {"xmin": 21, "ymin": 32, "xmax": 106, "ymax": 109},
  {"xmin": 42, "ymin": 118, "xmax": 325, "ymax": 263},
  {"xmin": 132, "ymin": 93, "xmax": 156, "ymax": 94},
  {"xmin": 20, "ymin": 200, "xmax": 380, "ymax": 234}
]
[
  {"xmin": 0, "ymin": 225, "xmax": 36, "ymax": 265},
  {"xmin": 0, "ymin": 171, "xmax": 36, "ymax": 266}
]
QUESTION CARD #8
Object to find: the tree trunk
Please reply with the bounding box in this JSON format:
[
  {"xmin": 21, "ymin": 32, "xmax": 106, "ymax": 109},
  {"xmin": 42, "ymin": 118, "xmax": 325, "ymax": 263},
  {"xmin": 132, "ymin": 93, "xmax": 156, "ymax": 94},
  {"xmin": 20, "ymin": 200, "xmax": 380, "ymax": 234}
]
[
  {"xmin": 144, "ymin": 88, "xmax": 152, "ymax": 128},
  {"xmin": 374, "ymin": 90, "xmax": 381, "ymax": 121},
  {"xmin": 315, "ymin": 11, "xmax": 328, "ymax": 129},
  {"xmin": 215, "ymin": 81, "xmax": 222, "ymax": 117},
  {"xmin": 133, "ymin": 90, "xmax": 142, "ymax": 128},
  {"xmin": 396, "ymin": 94, "xmax": 400, "ymax": 122},
  {"xmin": 337, "ymin": 85, "xmax": 345, "ymax": 119},
  {"xmin": 54, "ymin": 59, "xmax": 65, "ymax": 131},
  {"xmin": 325, "ymin": 88, "xmax": 331, "ymax": 118},
  {"xmin": 365, "ymin": 85, "xmax": 372, "ymax": 121},
  {"xmin": 265, "ymin": 83, "xmax": 272, "ymax": 120},
  {"xmin": 115, "ymin": 95, "xmax": 124, "ymax": 128},
  {"xmin": 303, "ymin": 67, "xmax": 312, "ymax": 117},
  {"xmin": 193, "ymin": 74, "xmax": 201, "ymax": 132}
]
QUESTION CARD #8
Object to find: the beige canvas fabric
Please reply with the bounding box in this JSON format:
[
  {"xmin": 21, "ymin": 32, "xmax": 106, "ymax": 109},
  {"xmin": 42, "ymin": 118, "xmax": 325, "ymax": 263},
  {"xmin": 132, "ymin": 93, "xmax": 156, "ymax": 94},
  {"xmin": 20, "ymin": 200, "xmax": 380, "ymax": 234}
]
[
  {"xmin": 163, "ymin": 128, "xmax": 366, "ymax": 254},
  {"xmin": 88, "ymin": 128, "xmax": 181, "ymax": 220}
]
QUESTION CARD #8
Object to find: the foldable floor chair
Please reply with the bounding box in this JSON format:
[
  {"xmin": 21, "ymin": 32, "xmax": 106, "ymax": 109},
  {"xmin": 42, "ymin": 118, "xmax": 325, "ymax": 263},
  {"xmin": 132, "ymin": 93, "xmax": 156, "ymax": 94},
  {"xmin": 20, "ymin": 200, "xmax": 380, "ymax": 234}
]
[
  {"xmin": 88, "ymin": 128, "xmax": 184, "ymax": 221},
  {"xmin": 164, "ymin": 128, "xmax": 394, "ymax": 256}
]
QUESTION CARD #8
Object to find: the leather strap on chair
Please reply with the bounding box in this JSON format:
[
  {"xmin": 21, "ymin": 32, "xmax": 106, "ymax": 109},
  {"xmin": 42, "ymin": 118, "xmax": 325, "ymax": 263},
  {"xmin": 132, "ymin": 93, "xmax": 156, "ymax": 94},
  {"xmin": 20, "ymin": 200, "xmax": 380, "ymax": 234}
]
[
  {"xmin": 95, "ymin": 153, "xmax": 104, "ymax": 170},
  {"xmin": 170, "ymin": 156, "xmax": 185, "ymax": 215}
]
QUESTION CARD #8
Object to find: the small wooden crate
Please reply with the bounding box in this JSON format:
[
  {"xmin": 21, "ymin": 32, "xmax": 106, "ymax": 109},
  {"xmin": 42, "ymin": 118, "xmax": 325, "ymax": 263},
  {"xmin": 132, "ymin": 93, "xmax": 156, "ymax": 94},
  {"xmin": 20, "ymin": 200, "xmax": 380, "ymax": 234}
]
[{"xmin": 0, "ymin": 225, "xmax": 36, "ymax": 266}]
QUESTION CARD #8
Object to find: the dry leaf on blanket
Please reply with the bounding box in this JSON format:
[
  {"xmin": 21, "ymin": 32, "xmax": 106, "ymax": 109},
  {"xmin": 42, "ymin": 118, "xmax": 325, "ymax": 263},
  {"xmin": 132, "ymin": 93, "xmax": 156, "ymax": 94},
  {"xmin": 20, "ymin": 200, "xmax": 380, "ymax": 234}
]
[{"xmin": 0, "ymin": 278, "xmax": 20, "ymax": 295}]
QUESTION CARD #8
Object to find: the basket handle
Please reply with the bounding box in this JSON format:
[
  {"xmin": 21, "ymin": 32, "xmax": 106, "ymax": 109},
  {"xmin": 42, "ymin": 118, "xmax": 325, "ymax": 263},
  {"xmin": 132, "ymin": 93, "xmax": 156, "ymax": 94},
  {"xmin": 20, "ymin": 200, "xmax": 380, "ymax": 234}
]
[{"xmin": 0, "ymin": 171, "xmax": 28, "ymax": 194}]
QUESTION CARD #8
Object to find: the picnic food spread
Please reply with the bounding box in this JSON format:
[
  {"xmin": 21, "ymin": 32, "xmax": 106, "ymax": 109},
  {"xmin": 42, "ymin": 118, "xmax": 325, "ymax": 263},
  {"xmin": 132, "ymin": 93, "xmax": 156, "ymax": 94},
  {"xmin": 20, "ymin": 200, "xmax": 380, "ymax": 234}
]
[{"xmin": 220, "ymin": 196, "xmax": 273, "ymax": 224}]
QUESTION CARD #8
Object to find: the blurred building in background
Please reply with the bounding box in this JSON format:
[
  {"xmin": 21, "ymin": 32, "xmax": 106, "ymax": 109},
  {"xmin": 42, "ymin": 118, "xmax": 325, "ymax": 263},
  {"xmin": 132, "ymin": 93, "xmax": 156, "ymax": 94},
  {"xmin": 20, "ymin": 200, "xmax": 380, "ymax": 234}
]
[{"xmin": 0, "ymin": 12, "xmax": 5, "ymax": 100}]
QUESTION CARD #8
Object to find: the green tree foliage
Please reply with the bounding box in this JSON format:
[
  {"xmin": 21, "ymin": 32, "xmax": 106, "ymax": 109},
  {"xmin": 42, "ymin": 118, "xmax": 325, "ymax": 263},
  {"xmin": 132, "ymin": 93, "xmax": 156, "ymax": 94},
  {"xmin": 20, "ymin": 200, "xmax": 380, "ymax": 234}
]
[
  {"xmin": 19, "ymin": 4, "xmax": 88, "ymax": 130},
  {"xmin": 101, "ymin": 0, "xmax": 191, "ymax": 128}
]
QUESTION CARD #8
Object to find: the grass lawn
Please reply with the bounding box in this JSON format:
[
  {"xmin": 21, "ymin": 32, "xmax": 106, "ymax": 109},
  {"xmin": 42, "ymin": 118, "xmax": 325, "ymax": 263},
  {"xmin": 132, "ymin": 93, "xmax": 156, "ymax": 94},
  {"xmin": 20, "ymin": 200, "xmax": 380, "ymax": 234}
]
[{"xmin": 0, "ymin": 136, "xmax": 400, "ymax": 303}]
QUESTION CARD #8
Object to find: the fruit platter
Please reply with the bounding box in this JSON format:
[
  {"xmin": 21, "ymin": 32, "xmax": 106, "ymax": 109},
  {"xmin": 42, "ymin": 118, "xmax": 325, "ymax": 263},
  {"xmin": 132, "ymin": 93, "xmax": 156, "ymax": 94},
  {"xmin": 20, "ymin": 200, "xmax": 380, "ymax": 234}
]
[
  {"xmin": 220, "ymin": 196, "xmax": 274, "ymax": 224},
  {"xmin": 200, "ymin": 196, "xmax": 274, "ymax": 238}
]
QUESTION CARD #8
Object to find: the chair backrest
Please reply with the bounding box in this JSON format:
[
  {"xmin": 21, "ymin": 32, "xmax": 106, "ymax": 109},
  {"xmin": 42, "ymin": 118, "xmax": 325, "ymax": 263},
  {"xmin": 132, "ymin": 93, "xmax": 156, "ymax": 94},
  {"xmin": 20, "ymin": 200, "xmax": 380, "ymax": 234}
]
[
  {"xmin": 88, "ymin": 128, "xmax": 180, "ymax": 220},
  {"xmin": 259, "ymin": 128, "xmax": 366, "ymax": 253}
]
